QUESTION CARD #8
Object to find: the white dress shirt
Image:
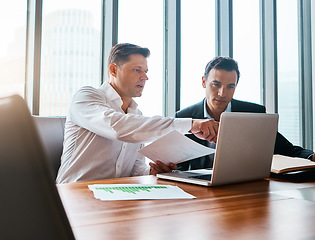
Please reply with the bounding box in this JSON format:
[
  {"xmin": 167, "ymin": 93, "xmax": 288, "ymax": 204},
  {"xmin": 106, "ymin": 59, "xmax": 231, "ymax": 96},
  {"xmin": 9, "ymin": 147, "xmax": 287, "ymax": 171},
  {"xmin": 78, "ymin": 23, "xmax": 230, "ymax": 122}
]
[{"xmin": 56, "ymin": 81, "xmax": 192, "ymax": 183}]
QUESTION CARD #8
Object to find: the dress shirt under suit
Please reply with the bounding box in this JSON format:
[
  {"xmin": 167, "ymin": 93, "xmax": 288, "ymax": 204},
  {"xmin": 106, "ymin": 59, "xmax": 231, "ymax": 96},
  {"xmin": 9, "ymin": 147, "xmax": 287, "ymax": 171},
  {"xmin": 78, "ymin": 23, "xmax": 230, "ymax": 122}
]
[{"xmin": 175, "ymin": 98, "xmax": 314, "ymax": 171}]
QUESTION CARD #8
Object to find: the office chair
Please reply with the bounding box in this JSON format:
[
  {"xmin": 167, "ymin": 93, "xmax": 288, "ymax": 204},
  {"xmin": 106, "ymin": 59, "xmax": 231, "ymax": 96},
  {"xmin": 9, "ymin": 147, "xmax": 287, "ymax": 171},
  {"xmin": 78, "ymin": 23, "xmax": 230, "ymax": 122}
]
[
  {"xmin": 32, "ymin": 116, "xmax": 66, "ymax": 178},
  {"xmin": 0, "ymin": 95, "xmax": 75, "ymax": 240}
]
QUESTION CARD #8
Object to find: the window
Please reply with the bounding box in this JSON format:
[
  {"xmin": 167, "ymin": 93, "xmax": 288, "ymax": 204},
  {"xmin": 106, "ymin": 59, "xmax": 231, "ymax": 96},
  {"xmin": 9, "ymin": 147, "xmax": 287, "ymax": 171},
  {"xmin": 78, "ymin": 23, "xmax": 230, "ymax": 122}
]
[
  {"xmin": 40, "ymin": 0, "xmax": 102, "ymax": 116},
  {"xmin": 0, "ymin": 1, "xmax": 27, "ymax": 98},
  {"xmin": 118, "ymin": 0, "xmax": 163, "ymax": 116},
  {"xmin": 4, "ymin": 2, "xmax": 311, "ymax": 148},
  {"xmin": 180, "ymin": 0, "xmax": 215, "ymax": 109},
  {"xmin": 233, "ymin": 0, "xmax": 261, "ymax": 104},
  {"xmin": 277, "ymin": 0, "xmax": 301, "ymax": 145}
]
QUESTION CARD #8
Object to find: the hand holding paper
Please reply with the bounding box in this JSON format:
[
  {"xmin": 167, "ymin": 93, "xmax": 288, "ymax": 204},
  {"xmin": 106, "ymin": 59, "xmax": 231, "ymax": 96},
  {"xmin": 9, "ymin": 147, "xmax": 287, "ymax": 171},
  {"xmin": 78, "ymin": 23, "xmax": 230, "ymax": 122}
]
[
  {"xmin": 138, "ymin": 130, "xmax": 215, "ymax": 165},
  {"xmin": 149, "ymin": 160, "xmax": 177, "ymax": 175}
]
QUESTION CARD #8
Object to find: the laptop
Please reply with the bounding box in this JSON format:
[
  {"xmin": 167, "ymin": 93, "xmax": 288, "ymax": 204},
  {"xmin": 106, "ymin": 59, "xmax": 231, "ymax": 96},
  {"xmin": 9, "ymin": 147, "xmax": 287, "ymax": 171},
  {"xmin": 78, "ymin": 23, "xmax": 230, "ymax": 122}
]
[
  {"xmin": 157, "ymin": 112, "xmax": 278, "ymax": 186},
  {"xmin": 0, "ymin": 95, "xmax": 75, "ymax": 239}
]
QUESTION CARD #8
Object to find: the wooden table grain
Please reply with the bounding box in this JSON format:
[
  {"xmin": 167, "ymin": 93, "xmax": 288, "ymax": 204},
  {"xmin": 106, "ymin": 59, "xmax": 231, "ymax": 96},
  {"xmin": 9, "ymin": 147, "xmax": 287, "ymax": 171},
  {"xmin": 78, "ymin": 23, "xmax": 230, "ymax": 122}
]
[{"xmin": 57, "ymin": 173, "xmax": 315, "ymax": 240}]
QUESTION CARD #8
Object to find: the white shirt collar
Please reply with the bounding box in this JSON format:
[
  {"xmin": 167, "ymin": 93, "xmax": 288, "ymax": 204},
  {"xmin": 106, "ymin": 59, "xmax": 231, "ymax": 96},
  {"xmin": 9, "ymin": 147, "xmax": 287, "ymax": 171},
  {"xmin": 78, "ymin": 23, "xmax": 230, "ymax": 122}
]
[
  {"xmin": 203, "ymin": 98, "xmax": 231, "ymax": 119},
  {"xmin": 100, "ymin": 81, "xmax": 138, "ymax": 112}
]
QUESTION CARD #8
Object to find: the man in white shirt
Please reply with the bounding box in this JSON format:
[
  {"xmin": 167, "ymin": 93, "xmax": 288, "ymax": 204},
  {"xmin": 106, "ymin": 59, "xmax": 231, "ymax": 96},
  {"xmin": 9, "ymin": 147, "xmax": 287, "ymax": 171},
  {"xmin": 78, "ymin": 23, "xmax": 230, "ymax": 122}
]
[{"xmin": 56, "ymin": 43, "xmax": 219, "ymax": 183}]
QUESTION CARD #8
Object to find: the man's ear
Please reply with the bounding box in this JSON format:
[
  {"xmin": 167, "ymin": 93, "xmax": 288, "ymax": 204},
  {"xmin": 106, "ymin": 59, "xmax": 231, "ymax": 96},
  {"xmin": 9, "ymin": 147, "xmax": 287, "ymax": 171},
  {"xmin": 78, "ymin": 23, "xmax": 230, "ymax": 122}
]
[
  {"xmin": 202, "ymin": 76, "xmax": 207, "ymax": 88},
  {"xmin": 109, "ymin": 63, "xmax": 118, "ymax": 77}
]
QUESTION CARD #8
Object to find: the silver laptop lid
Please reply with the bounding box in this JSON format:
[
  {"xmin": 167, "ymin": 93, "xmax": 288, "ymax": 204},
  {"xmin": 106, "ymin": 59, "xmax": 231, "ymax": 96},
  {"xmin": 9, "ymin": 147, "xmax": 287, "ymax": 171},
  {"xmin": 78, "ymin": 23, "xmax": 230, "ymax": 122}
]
[{"xmin": 210, "ymin": 112, "xmax": 278, "ymax": 186}]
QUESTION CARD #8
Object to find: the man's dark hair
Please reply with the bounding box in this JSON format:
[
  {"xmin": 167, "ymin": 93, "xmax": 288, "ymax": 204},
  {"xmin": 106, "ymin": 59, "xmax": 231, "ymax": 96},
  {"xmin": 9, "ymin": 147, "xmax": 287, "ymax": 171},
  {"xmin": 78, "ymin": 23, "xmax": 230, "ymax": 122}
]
[
  {"xmin": 107, "ymin": 43, "xmax": 150, "ymax": 69},
  {"xmin": 203, "ymin": 56, "xmax": 240, "ymax": 83}
]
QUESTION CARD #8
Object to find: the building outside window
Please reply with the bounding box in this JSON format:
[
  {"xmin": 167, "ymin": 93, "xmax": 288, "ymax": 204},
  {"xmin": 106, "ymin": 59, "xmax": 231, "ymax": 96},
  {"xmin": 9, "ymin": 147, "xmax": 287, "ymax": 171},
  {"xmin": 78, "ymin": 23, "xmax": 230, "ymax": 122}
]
[
  {"xmin": 0, "ymin": 1, "xmax": 27, "ymax": 98},
  {"xmin": 40, "ymin": 0, "xmax": 102, "ymax": 116}
]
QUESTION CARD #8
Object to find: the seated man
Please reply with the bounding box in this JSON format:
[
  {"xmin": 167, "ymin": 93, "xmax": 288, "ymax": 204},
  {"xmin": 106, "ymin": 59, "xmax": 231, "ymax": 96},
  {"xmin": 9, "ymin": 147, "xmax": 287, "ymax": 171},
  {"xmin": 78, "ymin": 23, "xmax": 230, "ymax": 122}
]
[
  {"xmin": 175, "ymin": 56, "xmax": 314, "ymax": 171},
  {"xmin": 56, "ymin": 43, "xmax": 218, "ymax": 183}
]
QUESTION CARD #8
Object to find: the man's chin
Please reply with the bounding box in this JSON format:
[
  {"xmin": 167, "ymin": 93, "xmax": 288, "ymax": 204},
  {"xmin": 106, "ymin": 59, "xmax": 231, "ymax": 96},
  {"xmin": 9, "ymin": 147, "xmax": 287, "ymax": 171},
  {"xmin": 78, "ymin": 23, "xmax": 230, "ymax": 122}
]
[
  {"xmin": 133, "ymin": 92, "xmax": 143, "ymax": 98},
  {"xmin": 213, "ymin": 101, "xmax": 228, "ymax": 110}
]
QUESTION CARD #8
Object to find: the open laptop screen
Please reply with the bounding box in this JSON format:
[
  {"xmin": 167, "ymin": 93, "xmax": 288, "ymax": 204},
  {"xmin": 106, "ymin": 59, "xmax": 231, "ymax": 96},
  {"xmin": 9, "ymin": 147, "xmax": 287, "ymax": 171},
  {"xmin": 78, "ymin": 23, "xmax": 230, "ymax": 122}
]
[{"xmin": 157, "ymin": 112, "xmax": 278, "ymax": 186}]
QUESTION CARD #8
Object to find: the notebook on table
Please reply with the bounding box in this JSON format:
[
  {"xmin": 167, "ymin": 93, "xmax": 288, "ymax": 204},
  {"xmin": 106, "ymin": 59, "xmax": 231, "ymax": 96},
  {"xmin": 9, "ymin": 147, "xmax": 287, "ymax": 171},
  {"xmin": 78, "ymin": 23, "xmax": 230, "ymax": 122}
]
[{"xmin": 157, "ymin": 112, "xmax": 279, "ymax": 186}]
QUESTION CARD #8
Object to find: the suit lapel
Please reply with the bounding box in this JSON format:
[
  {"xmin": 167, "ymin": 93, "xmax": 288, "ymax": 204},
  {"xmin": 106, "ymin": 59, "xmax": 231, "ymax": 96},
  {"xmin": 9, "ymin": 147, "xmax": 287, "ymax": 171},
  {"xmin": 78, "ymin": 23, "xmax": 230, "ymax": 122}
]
[
  {"xmin": 231, "ymin": 99, "xmax": 239, "ymax": 112},
  {"xmin": 191, "ymin": 99, "xmax": 206, "ymax": 119}
]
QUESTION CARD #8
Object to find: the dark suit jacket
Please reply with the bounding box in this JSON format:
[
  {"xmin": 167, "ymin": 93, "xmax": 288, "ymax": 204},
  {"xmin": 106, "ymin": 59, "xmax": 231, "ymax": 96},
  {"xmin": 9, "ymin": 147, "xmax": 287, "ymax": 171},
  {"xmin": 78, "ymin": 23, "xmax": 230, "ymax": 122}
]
[{"xmin": 175, "ymin": 98, "xmax": 314, "ymax": 171}]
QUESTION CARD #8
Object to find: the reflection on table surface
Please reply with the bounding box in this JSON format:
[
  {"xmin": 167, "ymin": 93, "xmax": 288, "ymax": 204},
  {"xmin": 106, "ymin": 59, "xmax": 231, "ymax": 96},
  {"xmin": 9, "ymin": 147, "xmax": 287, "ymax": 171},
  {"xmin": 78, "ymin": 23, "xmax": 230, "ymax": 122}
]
[{"xmin": 57, "ymin": 172, "xmax": 315, "ymax": 240}]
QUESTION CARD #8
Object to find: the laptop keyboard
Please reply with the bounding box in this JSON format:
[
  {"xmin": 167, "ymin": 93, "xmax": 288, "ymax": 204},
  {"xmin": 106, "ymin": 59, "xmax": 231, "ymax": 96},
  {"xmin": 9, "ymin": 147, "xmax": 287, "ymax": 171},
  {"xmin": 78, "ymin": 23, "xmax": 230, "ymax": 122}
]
[{"xmin": 189, "ymin": 174, "xmax": 212, "ymax": 181}]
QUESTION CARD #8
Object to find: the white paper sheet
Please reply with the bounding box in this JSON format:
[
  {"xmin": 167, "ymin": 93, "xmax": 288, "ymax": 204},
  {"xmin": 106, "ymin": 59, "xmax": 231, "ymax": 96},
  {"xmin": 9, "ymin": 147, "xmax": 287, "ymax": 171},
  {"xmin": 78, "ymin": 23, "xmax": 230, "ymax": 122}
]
[
  {"xmin": 138, "ymin": 130, "xmax": 215, "ymax": 164},
  {"xmin": 88, "ymin": 184, "xmax": 196, "ymax": 201}
]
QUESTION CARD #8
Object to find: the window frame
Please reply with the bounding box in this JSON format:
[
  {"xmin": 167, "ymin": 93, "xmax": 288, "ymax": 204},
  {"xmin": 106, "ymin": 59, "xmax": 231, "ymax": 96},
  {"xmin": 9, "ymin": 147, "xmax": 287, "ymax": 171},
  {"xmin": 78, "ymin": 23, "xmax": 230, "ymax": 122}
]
[{"xmin": 25, "ymin": 0, "xmax": 314, "ymax": 148}]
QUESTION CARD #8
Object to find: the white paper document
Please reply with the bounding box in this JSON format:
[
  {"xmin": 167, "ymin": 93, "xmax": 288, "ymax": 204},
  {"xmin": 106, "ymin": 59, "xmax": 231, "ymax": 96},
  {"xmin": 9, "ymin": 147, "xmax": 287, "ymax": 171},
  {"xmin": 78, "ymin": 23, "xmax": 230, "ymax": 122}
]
[
  {"xmin": 138, "ymin": 130, "xmax": 215, "ymax": 165},
  {"xmin": 88, "ymin": 184, "xmax": 196, "ymax": 201}
]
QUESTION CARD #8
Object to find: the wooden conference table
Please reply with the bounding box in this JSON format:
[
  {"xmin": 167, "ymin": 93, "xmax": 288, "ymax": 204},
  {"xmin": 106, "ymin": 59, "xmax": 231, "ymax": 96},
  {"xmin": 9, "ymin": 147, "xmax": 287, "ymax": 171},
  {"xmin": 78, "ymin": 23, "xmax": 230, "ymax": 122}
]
[{"xmin": 57, "ymin": 171, "xmax": 315, "ymax": 240}]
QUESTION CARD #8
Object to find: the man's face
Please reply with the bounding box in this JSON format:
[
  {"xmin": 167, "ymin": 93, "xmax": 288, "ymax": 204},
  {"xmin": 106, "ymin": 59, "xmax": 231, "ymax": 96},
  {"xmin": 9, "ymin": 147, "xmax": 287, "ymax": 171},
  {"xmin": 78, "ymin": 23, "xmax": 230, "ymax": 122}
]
[
  {"xmin": 202, "ymin": 68, "xmax": 237, "ymax": 116},
  {"xmin": 110, "ymin": 54, "xmax": 148, "ymax": 100}
]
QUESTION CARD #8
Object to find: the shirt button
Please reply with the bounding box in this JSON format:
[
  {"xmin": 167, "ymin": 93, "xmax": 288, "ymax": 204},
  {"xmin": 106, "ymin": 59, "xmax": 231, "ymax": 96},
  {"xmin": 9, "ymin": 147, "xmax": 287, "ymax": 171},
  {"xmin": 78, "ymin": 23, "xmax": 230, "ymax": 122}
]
[{"xmin": 117, "ymin": 164, "xmax": 121, "ymax": 168}]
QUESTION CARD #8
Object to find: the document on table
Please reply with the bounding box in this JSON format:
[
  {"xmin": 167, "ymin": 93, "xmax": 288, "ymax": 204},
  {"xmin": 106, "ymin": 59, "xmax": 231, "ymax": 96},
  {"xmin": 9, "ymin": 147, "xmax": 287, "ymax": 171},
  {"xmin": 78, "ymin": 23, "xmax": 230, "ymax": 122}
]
[
  {"xmin": 88, "ymin": 184, "xmax": 196, "ymax": 201},
  {"xmin": 138, "ymin": 130, "xmax": 215, "ymax": 165}
]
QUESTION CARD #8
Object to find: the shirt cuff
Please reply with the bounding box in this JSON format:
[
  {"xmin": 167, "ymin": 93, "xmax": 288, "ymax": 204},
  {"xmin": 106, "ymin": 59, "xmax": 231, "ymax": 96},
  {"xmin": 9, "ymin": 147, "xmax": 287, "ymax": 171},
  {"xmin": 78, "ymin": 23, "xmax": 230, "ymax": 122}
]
[
  {"xmin": 307, "ymin": 153, "xmax": 314, "ymax": 161},
  {"xmin": 144, "ymin": 166, "xmax": 150, "ymax": 175},
  {"xmin": 173, "ymin": 118, "xmax": 192, "ymax": 134}
]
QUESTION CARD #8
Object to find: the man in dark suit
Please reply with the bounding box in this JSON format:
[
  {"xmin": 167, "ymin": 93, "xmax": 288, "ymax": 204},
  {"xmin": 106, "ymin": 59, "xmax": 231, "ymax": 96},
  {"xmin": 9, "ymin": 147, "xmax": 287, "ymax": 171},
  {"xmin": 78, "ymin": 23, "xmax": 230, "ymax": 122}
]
[{"xmin": 176, "ymin": 56, "xmax": 314, "ymax": 171}]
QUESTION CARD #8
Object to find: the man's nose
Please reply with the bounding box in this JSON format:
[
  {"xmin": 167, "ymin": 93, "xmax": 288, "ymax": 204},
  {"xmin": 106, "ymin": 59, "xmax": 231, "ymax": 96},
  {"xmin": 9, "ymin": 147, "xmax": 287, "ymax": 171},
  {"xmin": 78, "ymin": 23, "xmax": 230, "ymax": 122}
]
[
  {"xmin": 218, "ymin": 87, "xmax": 226, "ymax": 97},
  {"xmin": 142, "ymin": 72, "xmax": 149, "ymax": 81}
]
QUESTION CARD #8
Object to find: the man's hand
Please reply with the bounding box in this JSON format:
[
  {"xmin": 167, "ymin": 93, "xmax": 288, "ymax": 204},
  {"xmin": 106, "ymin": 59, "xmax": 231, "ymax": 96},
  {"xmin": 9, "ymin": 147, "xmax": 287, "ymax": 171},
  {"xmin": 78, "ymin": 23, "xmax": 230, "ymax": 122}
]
[
  {"xmin": 312, "ymin": 154, "xmax": 315, "ymax": 161},
  {"xmin": 190, "ymin": 119, "xmax": 219, "ymax": 143},
  {"xmin": 149, "ymin": 160, "xmax": 177, "ymax": 175}
]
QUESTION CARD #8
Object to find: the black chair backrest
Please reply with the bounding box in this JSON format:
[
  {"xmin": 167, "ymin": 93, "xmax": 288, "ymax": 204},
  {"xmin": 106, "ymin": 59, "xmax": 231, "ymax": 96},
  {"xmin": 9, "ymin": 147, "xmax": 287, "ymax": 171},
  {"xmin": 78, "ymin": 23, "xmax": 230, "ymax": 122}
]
[
  {"xmin": 32, "ymin": 116, "xmax": 66, "ymax": 178},
  {"xmin": 0, "ymin": 95, "xmax": 75, "ymax": 240}
]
